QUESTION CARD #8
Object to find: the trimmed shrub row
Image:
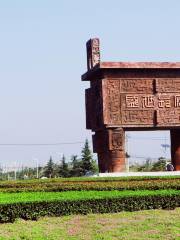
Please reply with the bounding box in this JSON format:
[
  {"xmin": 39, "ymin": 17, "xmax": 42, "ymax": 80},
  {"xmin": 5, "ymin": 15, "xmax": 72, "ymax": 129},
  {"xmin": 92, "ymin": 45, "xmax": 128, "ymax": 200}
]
[
  {"xmin": 0, "ymin": 178, "xmax": 180, "ymax": 192},
  {"xmin": 0, "ymin": 190, "xmax": 178, "ymax": 204},
  {"xmin": 0, "ymin": 175, "xmax": 180, "ymax": 186},
  {"xmin": 0, "ymin": 192, "xmax": 179, "ymax": 223}
]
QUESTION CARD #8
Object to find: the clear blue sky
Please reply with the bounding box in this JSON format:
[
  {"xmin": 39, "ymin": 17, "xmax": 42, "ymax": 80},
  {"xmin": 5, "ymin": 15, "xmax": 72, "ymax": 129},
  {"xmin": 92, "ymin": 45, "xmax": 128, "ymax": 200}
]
[{"xmin": 0, "ymin": 0, "xmax": 179, "ymax": 168}]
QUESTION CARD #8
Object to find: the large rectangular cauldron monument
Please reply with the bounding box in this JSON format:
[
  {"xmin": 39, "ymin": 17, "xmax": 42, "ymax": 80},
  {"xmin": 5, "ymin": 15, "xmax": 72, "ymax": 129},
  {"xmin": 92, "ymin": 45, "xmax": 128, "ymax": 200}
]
[{"xmin": 82, "ymin": 38, "xmax": 180, "ymax": 172}]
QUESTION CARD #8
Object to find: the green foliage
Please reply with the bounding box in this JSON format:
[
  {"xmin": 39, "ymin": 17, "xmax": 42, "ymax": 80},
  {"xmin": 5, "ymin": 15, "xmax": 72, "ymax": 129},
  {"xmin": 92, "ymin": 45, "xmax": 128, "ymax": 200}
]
[
  {"xmin": 1, "ymin": 167, "xmax": 43, "ymax": 181},
  {"xmin": 58, "ymin": 155, "xmax": 70, "ymax": 178},
  {"xmin": 81, "ymin": 139, "xmax": 96, "ymax": 175},
  {"xmin": 0, "ymin": 209, "xmax": 179, "ymax": 240},
  {"xmin": 0, "ymin": 190, "xmax": 179, "ymax": 223},
  {"xmin": 0, "ymin": 139, "xmax": 98, "ymax": 180},
  {"xmin": 69, "ymin": 155, "xmax": 84, "ymax": 177},
  {"xmin": 136, "ymin": 158, "xmax": 153, "ymax": 172},
  {"xmin": 131, "ymin": 157, "xmax": 167, "ymax": 172},
  {"xmin": 43, "ymin": 156, "xmax": 55, "ymax": 178},
  {"xmin": 0, "ymin": 175, "xmax": 179, "ymax": 184},
  {"xmin": 4, "ymin": 190, "xmax": 180, "ymax": 203},
  {"xmin": 0, "ymin": 190, "xmax": 179, "ymax": 204},
  {"xmin": 151, "ymin": 157, "xmax": 167, "ymax": 171},
  {"xmin": 0, "ymin": 178, "xmax": 179, "ymax": 192},
  {"xmin": 91, "ymin": 159, "xmax": 99, "ymax": 174},
  {"xmin": 0, "ymin": 176, "xmax": 179, "ymax": 223}
]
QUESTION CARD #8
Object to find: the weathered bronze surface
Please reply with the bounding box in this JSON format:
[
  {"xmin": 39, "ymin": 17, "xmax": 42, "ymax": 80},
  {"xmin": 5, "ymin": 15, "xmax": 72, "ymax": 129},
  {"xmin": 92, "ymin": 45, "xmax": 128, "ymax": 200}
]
[{"xmin": 82, "ymin": 38, "xmax": 180, "ymax": 172}]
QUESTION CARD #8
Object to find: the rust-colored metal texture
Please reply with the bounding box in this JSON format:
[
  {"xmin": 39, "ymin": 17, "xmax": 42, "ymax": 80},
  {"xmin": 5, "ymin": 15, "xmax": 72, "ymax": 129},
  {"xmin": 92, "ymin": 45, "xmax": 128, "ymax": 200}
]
[{"xmin": 82, "ymin": 38, "xmax": 180, "ymax": 172}]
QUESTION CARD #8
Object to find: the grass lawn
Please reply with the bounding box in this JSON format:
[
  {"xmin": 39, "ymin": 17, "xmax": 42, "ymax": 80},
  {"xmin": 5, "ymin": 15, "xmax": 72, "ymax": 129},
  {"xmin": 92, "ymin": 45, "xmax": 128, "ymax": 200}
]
[{"xmin": 0, "ymin": 208, "xmax": 179, "ymax": 240}]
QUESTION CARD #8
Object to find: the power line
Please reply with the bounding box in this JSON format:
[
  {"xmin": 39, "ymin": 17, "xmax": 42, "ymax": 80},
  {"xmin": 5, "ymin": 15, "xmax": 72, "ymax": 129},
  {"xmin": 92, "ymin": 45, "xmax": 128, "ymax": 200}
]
[
  {"xmin": 128, "ymin": 136, "xmax": 169, "ymax": 140},
  {"xmin": 0, "ymin": 135, "xmax": 170, "ymax": 147},
  {"xmin": 0, "ymin": 137, "xmax": 168, "ymax": 144},
  {"xmin": 130, "ymin": 155, "xmax": 164, "ymax": 159},
  {"xmin": 0, "ymin": 141, "xmax": 85, "ymax": 146}
]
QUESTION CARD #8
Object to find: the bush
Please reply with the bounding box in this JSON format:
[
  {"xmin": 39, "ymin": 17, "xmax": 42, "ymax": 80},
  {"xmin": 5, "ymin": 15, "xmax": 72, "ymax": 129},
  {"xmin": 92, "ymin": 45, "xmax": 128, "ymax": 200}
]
[
  {"xmin": 0, "ymin": 191, "xmax": 179, "ymax": 223},
  {"xmin": 0, "ymin": 178, "xmax": 179, "ymax": 192}
]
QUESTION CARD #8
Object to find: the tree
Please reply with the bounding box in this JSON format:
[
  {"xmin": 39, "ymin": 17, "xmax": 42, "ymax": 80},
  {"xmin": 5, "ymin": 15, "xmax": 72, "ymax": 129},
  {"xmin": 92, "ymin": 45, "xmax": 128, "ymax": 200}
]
[
  {"xmin": 137, "ymin": 158, "xmax": 152, "ymax": 172},
  {"xmin": 0, "ymin": 166, "xmax": 3, "ymax": 180},
  {"xmin": 44, "ymin": 156, "xmax": 55, "ymax": 178},
  {"xmin": 151, "ymin": 157, "xmax": 166, "ymax": 171},
  {"xmin": 70, "ymin": 155, "xmax": 84, "ymax": 177},
  {"xmin": 91, "ymin": 159, "xmax": 99, "ymax": 174},
  {"xmin": 58, "ymin": 155, "xmax": 70, "ymax": 177},
  {"xmin": 81, "ymin": 139, "xmax": 97, "ymax": 175}
]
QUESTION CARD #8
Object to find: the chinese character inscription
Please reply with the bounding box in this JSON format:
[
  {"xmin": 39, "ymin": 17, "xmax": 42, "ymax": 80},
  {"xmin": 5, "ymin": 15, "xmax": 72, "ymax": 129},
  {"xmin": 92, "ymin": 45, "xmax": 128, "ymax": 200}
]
[{"xmin": 104, "ymin": 78, "xmax": 180, "ymax": 126}]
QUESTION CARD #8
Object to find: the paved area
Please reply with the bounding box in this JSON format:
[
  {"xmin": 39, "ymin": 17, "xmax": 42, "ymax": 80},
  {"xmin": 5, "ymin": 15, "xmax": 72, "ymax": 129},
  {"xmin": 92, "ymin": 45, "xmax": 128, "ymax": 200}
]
[{"xmin": 98, "ymin": 171, "xmax": 180, "ymax": 177}]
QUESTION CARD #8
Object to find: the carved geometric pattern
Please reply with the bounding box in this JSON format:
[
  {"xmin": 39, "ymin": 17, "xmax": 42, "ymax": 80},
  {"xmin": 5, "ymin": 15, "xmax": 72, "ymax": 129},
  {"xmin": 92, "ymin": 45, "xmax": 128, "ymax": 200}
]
[
  {"xmin": 156, "ymin": 79, "xmax": 180, "ymax": 92},
  {"xmin": 157, "ymin": 109, "xmax": 180, "ymax": 125},
  {"xmin": 93, "ymin": 129, "xmax": 124, "ymax": 153},
  {"xmin": 109, "ymin": 129, "xmax": 124, "ymax": 151},
  {"xmin": 104, "ymin": 79, "xmax": 121, "ymax": 124},
  {"xmin": 121, "ymin": 79, "xmax": 154, "ymax": 93},
  {"xmin": 90, "ymin": 78, "xmax": 180, "ymax": 128},
  {"xmin": 175, "ymin": 95, "xmax": 180, "ymax": 107},
  {"xmin": 86, "ymin": 38, "xmax": 100, "ymax": 70},
  {"xmin": 122, "ymin": 110, "xmax": 154, "ymax": 125}
]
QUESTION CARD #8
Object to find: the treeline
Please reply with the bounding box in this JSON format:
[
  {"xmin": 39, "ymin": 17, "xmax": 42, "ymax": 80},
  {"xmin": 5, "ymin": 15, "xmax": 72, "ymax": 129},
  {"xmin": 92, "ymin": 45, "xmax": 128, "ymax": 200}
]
[
  {"xmin": 43, "ymin": 139, "xmax": 98, "ymax": 178},
  {"xmin": 1, "ymin": 140, "xmax": 98, "ymax": 180},
  {"xmin": 130, "ymin": 157, "xmax": 168, "ymax": 172}
]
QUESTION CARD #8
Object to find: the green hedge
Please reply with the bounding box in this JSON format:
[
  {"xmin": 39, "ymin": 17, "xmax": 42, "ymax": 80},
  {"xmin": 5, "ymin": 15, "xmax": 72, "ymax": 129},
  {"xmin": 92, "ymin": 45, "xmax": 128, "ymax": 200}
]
[
  {"xmin": 1, "ymin": 175, "xmax": 180, "ymax": 186},
  {"xmin": 0, "ymin": 178, "xmax": 180, "ymax": 192},
  {"xmin": 0, "ymin": 190, "xmax": 179, "ymax": 204},
  {"xmin": 0, "ymin": 192, "xmax": 179, "ymax": 223}
]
